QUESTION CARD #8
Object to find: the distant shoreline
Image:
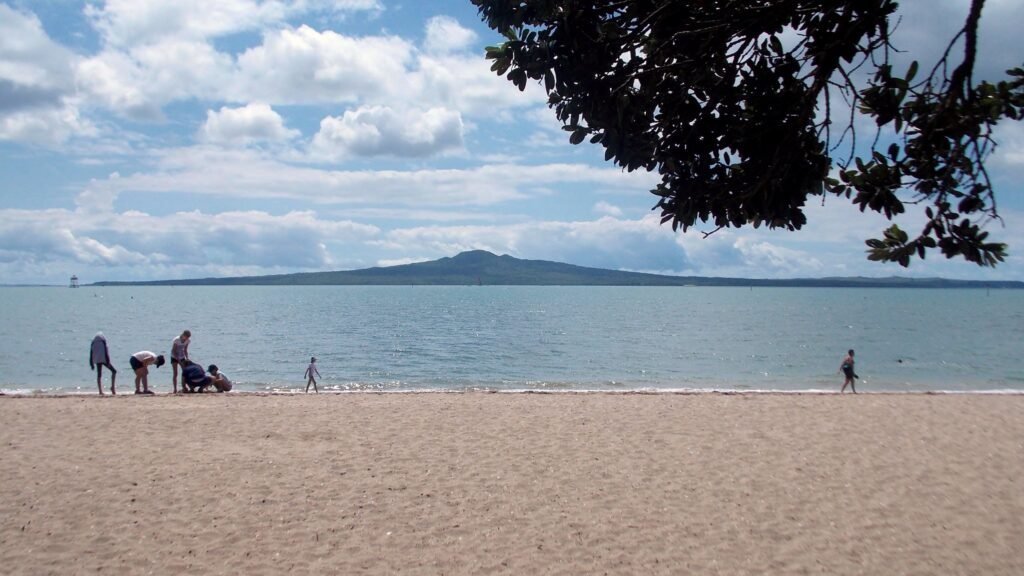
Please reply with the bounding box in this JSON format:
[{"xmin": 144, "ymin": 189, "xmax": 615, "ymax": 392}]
[{"xmin": 70, "ymin": 250, "xmax": 1024, "ymax": 288}]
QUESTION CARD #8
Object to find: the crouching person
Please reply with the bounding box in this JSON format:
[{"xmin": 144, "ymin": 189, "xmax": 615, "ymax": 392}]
[
  {"xmin": 208, "ymin": 364, "xmax": 232, "ymax": 392},
  {"xmin": 180, "ymin": 359, "xmax": 213, "ymax": 393}
]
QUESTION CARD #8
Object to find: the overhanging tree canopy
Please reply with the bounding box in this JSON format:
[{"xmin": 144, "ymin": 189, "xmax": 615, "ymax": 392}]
[{"xmin": 472, "ymin": 0, "xmax": 1024, "ymax": 267}]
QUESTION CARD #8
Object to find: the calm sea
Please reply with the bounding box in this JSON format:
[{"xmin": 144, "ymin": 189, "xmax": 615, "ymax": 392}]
[{"xmin": 1, "ymin": 285, "xmax": 1021, "ymax": 394}]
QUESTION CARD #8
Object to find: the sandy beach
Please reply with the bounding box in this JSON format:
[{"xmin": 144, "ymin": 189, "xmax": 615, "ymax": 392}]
[{"xmin": 1, "ymin": 392, "xmax": 1022, "ymax": 575}]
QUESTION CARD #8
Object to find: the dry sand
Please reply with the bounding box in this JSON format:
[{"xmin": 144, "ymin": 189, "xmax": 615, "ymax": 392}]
[{"xmin": 1, "ymin": 392, "xmax": 1022, "ymax": 575}]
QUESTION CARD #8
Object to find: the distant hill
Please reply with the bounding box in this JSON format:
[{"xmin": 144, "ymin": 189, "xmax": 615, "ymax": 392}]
[{"xmin": 91, "ymin": 250, "xmax": 1024, "ymax": 288}]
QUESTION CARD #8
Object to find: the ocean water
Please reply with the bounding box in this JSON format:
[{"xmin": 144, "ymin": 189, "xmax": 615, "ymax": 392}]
[{"xmin": 1, "ymin": 285, "xmax": 1022, "ymax": 394}]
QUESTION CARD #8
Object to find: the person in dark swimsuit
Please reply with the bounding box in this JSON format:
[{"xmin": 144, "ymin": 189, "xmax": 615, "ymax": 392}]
[{"xmin": 839, "ymin": 349, "xmax": 857, "ymax": 394}]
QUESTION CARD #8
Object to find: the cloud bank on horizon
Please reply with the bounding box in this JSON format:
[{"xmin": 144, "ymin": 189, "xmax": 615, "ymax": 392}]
[{"xmin": 1, "ymin": 0, "xmax": 1022, "ymax": 284}]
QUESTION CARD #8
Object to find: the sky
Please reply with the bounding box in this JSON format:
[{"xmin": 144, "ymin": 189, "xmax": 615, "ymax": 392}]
[{"xmin": 1, "ymin": 0, "xmax": 1023, "ymax": 285}]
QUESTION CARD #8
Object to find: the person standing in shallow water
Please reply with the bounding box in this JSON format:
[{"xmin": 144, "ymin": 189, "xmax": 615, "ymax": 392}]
[
  {"xmin": 839, "ymin": 349, "xmax": 858, "ymax": 394},
  {"xmin": 89, "ymin": 332, "xmax": 117, "ymax": 395},
  {"xmin": 305, "ymin": 357, "xmax": 320, "ymax": 393},
  {"xmin": 170, "ymin": 330, "xmax": 191, "ymax": 394}
]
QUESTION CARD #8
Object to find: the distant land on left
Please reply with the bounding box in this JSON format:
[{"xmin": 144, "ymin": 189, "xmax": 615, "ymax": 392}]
[{"xmin": 83, "ymin": 250, "xmax": 1023, "ymax": 289}]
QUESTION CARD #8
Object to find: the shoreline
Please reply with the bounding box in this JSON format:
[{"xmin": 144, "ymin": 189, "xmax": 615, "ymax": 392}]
[
  {"xmin": 5, "ymin": 387, "xmax": 1024, "ymax": 397},
  {"xmin": 3, "ymin": 393, "xmax": 1022, "ymax": 575}
]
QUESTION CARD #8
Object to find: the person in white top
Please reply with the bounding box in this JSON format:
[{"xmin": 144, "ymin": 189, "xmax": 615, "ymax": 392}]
[
  {"xmin": 305, "ymin": 357, "xmax": 320, "ymax": 393},
  {"xmin": 129, "ymin": 351, "xmax": 165, "ymax": 394},
  {"xmin": 170, "ymin": 330, "xmax": 191, "ymax": 394},
  {"xmin": 89, "ymin": 332, "xmax": 117, "ymax": 395},
  {"xmin": 208, "ymin": 364, "xmax": 232, "ymax": 392}
]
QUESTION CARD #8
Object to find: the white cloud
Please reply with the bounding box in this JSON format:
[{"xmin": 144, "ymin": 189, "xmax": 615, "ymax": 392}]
[
  {"xmin": 75, "ymin": 147, "xmax": 662, "ymax": 209},
  {"xmin": 594, "ymin": 201, "xmax": 623, "ymax": 217},
  {"xmin": 319, "ymin": 0, "xmax": 383, "ymax": 9},
  {"xmin": 200, "ymin": 103, "xmax": 300, "ymax": 145},
  {"xmin": 376, "ymin": 256, "xmax": 431, "ymax": 267},
  {"xmin": 0, "ymin": 4, "xmax": 90, "ymax": 145},
  {"xmin": 377, "ymin": 215, "xmax": 689, "ymax": 273},
  {"xmin": 992, "ymin": 121, "xmax": 1024, "ymax": 173},
  {"xmin": 231, "ymin": 25, "xmax": 414, "ymax": 105},
  {"xmin": 411, "ymin": 52, "xmax": 545, "ymax": 115},
  {"xmin": 75, "ymin": 25, "xmax": 423, "ymax": 118},
  {"xmin": 86, "ymin": 0, "xmax": 281, "ymax": 46},
  {"xmin": 76, "ymin": 38, "xmax": 237, "ymax": 120},
  {"xmin": 732, "ymin": 237, "xmax": 823, "ymax": 274},
  {"xmin": 74, "ymin": 50, "xmax": 157, "ymax": 119},
  {"xmin": 413, "ymin": 18, "xmax": 546, "ymax": 114},
  {"xmin": 84, "ymin": 0, "xmax": 383, "ymax": 47},
  {"xmin": 3, "ymin": 200, "xmax": 1022, "ymax": 284},
  {"xmin": 424, "ymin": 15, "xmax": 478, "ymax": 54},
  {"xmin": 309, "ymin": 105, "xmax": 463, "ymax": 159},
  {"xmin": 671, "ymin": 199, "xmax": 877, "ymax": 278},
  {"xmin": 525, "ymin": 130, "xmax": 567, "ymax": 148},
  {"xmin": 0, "ymin": 209, "xmax": 150, "ymax": 266},
  {"xmin": 0, "ymin": 105, "xmax": 95, "ymax": 147},
  {"xmin": 668, "ymin": 196, "xmax": 1024, "ymax": 279},
  {"xmin": 14, "ymin": 6, "xmax": 538, "ymax": 131},
  {"xmin": 0, "ymin": 205, "xmax": 380, "ymax": 282},
  {"xmin": 0, "ymin": 5, "xmax": 77, "ymax": 100}
]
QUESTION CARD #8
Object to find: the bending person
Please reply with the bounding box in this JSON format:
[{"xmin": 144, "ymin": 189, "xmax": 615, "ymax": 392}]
[
  {"xmin": 180, "ymin": 359, "xmax": 213, "ymax": 393},
  {"xmin": 89, "ymin": 332, "xmax": 117, "ymax": 395},
  {"xmin": 130, "ymin": 351, "xmax": 165, "ymax": 395}
]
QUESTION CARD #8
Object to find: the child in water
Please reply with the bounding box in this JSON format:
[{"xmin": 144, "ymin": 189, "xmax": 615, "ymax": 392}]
[{"xmin": 305, "ymin": 357, "xmax": 320, "ymax": 393}]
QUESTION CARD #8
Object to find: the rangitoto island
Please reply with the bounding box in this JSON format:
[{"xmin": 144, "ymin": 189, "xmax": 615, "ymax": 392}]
[{"xmin": 90, "ymin": 250, "xmax": 1022, "ymax": 288}]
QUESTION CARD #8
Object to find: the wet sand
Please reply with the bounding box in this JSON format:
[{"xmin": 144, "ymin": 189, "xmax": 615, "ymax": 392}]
[{"xmin": 1, "ymin": 392, "xmax": 1022, "ymax": 575}]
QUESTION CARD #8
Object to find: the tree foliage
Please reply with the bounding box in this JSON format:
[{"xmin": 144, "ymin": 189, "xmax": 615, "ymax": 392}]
[{"xmin": 472, "ymin": 0, "xmax": 1024, "ymax": 267}]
